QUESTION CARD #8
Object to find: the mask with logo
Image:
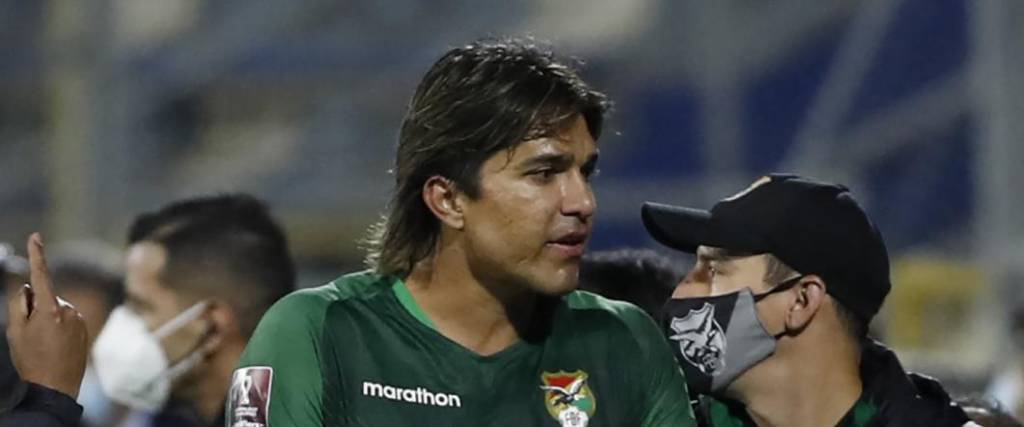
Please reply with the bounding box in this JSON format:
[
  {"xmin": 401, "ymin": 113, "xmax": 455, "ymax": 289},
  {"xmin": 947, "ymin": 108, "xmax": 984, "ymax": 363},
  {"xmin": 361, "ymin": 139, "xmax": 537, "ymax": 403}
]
[
  {"xmin": 91, "ymin": 301, "xmax": 210, "ymax": 411},
  {"xmin": 660, "ymin": 277, "xmax": 801, "ymax": 396}
]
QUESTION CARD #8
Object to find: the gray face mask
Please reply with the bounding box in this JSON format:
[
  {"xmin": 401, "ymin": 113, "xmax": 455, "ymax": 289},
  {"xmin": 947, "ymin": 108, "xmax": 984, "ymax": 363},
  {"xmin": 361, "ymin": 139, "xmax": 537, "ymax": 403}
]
[{"xmin": 660, "ymin": 277, "xmax": 801, "ymax": 396}]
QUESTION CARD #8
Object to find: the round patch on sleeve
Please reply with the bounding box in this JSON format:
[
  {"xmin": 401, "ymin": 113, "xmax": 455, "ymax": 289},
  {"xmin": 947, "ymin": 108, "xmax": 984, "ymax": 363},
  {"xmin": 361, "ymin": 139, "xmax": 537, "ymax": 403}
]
[{"xmin": 227, "ymin": 366, "xmax": 273, "ymax": 427}]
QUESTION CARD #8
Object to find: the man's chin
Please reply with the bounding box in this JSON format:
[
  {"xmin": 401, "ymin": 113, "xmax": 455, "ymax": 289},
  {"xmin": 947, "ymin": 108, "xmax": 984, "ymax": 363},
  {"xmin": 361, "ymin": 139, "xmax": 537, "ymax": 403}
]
[
  {"xmin": 533, "ymin": 267, "xmax": 580, "ymax": 296},
  {"xmin": 537, "ymin": 284, "xmax": 577, "ymax": 297}
]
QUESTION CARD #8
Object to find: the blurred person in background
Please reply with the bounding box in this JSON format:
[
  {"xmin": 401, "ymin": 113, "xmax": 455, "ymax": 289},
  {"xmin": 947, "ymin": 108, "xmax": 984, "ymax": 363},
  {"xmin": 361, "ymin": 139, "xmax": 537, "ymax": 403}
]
[
  {"xmin": 90, "ymin": 194, "xmax": 295, "ymax": 427},
  {"xmin": 579, "ymin": 248, "xmax": 683, "ymax": 318},
  {"xmin": 642, "ymin": 174, "xmax": 973, "ymax": 426},
  {"xmin": 231, "ymin": 37, "xmax": 696, "ymax": 426},
  {"xmin": 988, "ymin": 306, "xmax": 1024, "ymax": 420},
  {"xmin": 957, "ymin": 396, "xmax": 1024, "ymax": 427},
  {"xmin": 2, "ymin": 234, "xmax": 90, "ymax": 427},
  {"xmin": 46, "ymin": 241, "xmax": 128, "ymax": 426},
  {"xmin": 0, "ymin": 243, "xmax": 29, "ymax": 318}
]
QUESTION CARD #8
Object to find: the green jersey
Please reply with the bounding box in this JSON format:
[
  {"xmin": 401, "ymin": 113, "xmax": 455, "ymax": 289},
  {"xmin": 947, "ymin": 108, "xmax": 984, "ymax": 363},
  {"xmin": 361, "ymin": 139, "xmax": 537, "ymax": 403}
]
[{"xmin": 228, "ymin": 271, "xmax": 695, "ymax": 427}]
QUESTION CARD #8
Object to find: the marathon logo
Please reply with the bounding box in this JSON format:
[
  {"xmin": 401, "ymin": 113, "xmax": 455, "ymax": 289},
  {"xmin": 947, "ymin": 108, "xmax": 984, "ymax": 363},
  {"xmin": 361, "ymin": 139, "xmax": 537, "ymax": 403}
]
[
  {"xmin": 362, "ymin": 381, "xmax": 462, "ymax": 408},
  {"xmin": 228, "ymin": 367, "xmax": 273, "ymax": 427}
]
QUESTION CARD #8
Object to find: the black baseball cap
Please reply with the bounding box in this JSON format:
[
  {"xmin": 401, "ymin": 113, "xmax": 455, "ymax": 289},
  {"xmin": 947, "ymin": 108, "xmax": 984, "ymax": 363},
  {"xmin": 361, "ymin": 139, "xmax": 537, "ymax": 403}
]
[{"xmin": 641, "ymin": 173, "xmax": 891, "ymax": 321}]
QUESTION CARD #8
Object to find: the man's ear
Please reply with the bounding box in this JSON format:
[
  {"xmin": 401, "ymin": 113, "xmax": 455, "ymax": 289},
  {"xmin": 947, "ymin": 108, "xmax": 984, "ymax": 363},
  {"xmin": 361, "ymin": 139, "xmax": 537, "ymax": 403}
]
[
  {"xmin": 422, "ymin": 176, "xmax": 465, "ymax": 230},
  {"xmin": 199, "ymin": 299, "xmax": 237, "ymax": 355},
  {"xmin": 785, "ymin": 275, "xmax": 826, "ymax": 331}
]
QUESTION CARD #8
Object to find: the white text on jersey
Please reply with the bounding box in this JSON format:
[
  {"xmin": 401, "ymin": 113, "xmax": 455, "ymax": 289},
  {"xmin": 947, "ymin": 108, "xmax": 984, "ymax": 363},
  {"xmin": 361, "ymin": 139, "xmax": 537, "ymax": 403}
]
[{"xmin": 362, "ymin": 381, "xmax": 463, "ymax": 408}]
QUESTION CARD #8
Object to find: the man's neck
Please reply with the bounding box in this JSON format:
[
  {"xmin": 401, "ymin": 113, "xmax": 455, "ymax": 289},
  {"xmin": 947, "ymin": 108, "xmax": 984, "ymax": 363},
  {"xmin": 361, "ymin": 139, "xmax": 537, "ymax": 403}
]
[
  {"xmin": 735, "ymin": 340, "xmax": 862, "ymax": 427},
  {"xmin": 192, "ymin": 342, "xmax": 243, "ymax": 424},
  {"xmin": 403, "ymin": 242, "xmax": 539, "ymax": 356}
]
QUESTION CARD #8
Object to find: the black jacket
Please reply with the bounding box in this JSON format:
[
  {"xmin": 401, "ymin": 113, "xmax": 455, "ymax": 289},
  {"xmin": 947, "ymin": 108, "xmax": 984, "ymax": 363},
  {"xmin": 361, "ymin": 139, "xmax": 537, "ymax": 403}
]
[
  {"xmin": 858, "ymin": 340, "xmax": 970, "ymax": 427},
  {"xmin": 0, "ymin": 383, "xmax": 83, "ymax": 427},
  {"xmin": 695, "ymin": 340, "xmax": 971, "ymax": 427},
  {"xmin": 0, "ymin": 332, "xmax": 24, "ymax": 414},
  {"xmin": 0, "ymin": 332, "xmax": 83, "ymax": 427}
]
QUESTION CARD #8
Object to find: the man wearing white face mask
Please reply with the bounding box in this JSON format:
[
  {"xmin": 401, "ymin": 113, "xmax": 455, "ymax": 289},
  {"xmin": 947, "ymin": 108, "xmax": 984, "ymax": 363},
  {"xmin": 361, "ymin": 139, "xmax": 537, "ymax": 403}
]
[
  {"xmin": 643, "ymin": 174, "xmax": 975, "ymax": 427},
  {"xmin": 91, "ymin": 194, "xmax": 295, "ymax": 427}
]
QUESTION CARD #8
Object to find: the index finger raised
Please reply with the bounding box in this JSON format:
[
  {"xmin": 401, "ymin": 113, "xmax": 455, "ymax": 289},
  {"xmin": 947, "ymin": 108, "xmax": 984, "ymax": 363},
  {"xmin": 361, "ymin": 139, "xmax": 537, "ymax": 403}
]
[{"xmin": 26, "ymin": 232, "xmax": 57, "ymax": 310}]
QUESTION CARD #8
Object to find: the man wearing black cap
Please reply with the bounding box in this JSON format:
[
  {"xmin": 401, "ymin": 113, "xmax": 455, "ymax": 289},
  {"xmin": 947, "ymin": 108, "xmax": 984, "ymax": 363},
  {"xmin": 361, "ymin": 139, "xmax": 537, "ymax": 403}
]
[{"xmin": 642, "ymin": 174, "xmax": 974, "ymax": 426}]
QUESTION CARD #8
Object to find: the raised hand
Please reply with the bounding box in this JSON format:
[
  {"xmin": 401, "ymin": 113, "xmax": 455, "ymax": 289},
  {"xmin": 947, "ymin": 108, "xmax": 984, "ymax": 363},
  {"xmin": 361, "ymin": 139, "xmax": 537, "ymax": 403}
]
[{"xmin": 5, "ymin": 233, "xmax": 88, "ymax": 399}]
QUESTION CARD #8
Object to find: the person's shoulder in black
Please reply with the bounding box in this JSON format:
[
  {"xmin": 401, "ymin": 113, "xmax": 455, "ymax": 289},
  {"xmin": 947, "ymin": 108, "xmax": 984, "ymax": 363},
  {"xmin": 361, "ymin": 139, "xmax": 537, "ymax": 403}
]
[{"xmin": 858, "ymin": 339, "xmax": 971, "ymax": 427}]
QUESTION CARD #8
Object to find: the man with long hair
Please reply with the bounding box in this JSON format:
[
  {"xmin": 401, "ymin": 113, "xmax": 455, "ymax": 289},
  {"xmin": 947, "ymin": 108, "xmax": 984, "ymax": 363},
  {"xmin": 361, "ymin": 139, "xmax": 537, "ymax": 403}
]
[{"xmin": 232, "ymin": 38, "xmax": 696, "ymax": 426}]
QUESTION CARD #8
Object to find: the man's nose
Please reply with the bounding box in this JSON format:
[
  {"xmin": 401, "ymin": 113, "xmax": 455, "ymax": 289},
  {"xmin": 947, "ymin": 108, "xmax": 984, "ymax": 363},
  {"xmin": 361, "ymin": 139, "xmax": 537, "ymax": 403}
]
[
  {"xmin": 561, "ymin": 171, "xmax": 596, "ymax": 220},
  {"xmin": 673, "ymin": 274, "xmax": 711, "ymax": 299}
]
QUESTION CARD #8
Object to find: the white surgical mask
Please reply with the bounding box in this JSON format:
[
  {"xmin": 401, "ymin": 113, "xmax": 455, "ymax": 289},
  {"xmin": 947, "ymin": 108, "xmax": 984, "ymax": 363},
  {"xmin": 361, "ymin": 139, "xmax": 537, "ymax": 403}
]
[{"xmin": 91, "ymin": 301, "xmax": 209, "ymax": 411}]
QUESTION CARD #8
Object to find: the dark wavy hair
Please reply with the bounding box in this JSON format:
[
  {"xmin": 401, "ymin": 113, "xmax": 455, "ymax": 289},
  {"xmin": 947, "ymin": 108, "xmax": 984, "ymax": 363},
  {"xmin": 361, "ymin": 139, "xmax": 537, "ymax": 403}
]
[{"xmin": 365, "ymin": 37, "xmax": 611, "ymax": 276}]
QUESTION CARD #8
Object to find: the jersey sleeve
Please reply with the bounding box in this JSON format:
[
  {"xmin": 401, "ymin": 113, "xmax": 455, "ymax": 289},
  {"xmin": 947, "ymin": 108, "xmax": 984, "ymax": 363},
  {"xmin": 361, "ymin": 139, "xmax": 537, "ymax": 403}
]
[
  {"xmin": 229, "ymin": 289, "xmax": 330, "ymax": 427},
  {"xmin": 620, "ymin": 306, "xmax": 698, "ymax": 427}
]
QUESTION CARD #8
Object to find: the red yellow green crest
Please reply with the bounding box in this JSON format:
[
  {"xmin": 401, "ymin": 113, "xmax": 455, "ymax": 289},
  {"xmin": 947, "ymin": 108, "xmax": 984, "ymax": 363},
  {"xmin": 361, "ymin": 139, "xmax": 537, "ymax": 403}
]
[{"xmin": 540, "ymin": 370, "xmax": 596, "ymax": 423}]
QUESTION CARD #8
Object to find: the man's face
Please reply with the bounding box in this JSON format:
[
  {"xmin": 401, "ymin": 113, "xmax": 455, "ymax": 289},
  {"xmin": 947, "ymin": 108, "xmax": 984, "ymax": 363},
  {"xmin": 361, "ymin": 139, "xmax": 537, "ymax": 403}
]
[
  {"xmin": 672, "ymin": 246, "xmax": 798, "ymax": 395},
  {"xmin": 123, "ymin": 242, "xmax": 206, "ymax": 367},
  {"xmin": 459, "ymin": 115, "xmax": 598, "ymax": 296},
  {"xmin": 673, "ymin": 246, "xmax": 772, "ymax": 298}
]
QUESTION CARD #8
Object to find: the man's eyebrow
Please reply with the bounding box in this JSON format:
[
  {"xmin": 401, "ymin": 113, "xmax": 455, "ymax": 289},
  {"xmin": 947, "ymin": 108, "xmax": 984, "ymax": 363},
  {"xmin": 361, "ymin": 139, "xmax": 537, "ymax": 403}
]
[
  {"xmin": 519, "ymin": 153, "xmax": 573, "ymax": 170},
  {"xmin": 697, "ymin": 247, "xmax": 728, "ymax": 263}
]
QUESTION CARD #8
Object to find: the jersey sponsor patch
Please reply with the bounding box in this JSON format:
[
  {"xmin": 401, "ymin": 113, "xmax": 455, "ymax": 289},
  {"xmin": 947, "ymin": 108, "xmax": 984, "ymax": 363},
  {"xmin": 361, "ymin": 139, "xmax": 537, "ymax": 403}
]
[
  {"xmin": 228, "ymin": 366, "xmax": 273, "ymax": 427},
  {"xmin": 540, "ymin": 370, "xmax": 596, "ymax": 427}
]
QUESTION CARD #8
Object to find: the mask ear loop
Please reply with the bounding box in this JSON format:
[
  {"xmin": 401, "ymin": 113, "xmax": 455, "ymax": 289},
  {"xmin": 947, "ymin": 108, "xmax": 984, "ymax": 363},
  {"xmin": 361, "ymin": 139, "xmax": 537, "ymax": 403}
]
[
  {"xmin": 150, "ymin": 301, "xmax": 217, "ymax": 386},
  {"xmin": 752, "ymin": 275, "xmax": 804, "ymax": 302},
  {"xmin": 159, "ymin": 348, "xmax": 206, "ymax": 384},
  {"xmin": 752, "ymin": 275, "xmax": 804, "ymax": 338},
  {"xmin": 153, "ymin": 301, "xmax": 211, "ymax": 338}
]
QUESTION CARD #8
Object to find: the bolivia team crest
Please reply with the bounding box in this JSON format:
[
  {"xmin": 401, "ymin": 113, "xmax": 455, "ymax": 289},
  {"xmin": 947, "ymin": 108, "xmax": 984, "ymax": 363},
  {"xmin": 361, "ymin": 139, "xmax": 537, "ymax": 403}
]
[{"xmin": 540, "ymin": 370, "xmax": 596, "ymax": 427}]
